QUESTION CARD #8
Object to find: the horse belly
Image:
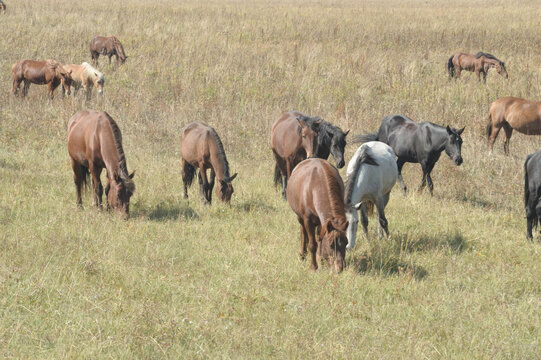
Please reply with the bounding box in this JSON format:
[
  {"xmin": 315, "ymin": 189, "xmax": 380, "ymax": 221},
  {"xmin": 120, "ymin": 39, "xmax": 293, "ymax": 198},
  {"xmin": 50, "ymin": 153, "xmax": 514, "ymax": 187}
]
[{"xmin": 509, "ymin": 116, "xmax": 541, "ymax": 135}]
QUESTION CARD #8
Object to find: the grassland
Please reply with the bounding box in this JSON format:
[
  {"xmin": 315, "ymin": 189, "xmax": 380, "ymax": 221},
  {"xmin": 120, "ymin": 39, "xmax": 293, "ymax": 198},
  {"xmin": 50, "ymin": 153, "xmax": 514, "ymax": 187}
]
[{"xmin": 1, "ymin": 0, "xmax": 541, "ymax": 358}]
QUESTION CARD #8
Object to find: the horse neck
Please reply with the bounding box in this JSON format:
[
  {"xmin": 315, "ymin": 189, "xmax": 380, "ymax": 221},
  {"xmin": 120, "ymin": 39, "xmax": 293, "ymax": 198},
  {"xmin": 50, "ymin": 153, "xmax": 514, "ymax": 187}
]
[
  {"xmin": 431, "ymin": 127, "xmax": 449, "ymax": 152},
  {"xmin": 208, "ymin": 134, "xmax": 230, "ymax": 180},
  {"xmin": 321, "ymin": 168, "xmax": 346, "ymax": 222},
  {"xmin": 101, "ymin": 120, "xmax": 127, "ymax": 181}
]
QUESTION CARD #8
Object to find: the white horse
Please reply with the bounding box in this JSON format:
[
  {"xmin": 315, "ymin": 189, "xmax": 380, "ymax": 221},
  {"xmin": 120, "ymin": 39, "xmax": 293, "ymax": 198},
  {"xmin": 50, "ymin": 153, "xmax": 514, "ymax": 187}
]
[
  {"xmin": 344, "ymin": 141, "xmax": 398, "ymax": 249},
  {"xmin": 63, "ymin": 62, "xmax": 105, "ymax": 100}
]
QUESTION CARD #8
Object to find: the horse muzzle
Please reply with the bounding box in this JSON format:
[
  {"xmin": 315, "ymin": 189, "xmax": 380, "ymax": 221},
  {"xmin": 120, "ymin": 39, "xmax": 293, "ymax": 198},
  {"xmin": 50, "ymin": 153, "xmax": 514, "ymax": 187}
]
[
  {"xmin": 455, "ymin": 157, "xmax": 463, "ymax": 166},
  {"xmin": 336, "ymin": 159, "xmax": 345, "ymax": 169}
]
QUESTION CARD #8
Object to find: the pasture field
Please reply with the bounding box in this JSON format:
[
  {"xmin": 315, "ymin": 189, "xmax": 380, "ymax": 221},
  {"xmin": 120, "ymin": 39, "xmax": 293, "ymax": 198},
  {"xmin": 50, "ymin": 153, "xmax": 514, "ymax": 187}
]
[{"xmin": 1, "ymin": 0, "xmax": 541, "ymax": 358}]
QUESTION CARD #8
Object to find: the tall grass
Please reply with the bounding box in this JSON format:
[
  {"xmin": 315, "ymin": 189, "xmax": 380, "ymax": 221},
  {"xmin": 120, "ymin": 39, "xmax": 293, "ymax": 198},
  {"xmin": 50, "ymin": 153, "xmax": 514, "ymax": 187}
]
[{"xmin": 1, "ymin": 0, "xmax": 540, "ymax": 358}]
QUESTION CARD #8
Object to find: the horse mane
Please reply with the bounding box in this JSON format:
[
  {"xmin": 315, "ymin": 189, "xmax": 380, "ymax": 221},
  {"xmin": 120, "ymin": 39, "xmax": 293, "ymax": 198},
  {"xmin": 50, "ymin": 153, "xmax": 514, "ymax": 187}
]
[
  {"xmin": 111, "ymin": 36, "xmax": 127, "ymax": 59},
  {"xmin": 208, "ymin": 126, "xmax": 231, "ymax": 178},
  {"xmin": 319, "ymin": 120, "xmax": 345, "ymax": 144},
  {"xmin": 296, "ymin": 115, "xmax": 322, "ymax": 134},
  {"xmin": 344, "ymin": 145, "xmax": 379, "ymax": 205},
  {"xmin": 322, "ymin": 165, "xmax": 347, "ymax": 221},
  {"xmin": 107, "ymin": 116, "xmax": 135, "ymax": 192},
  {"xmin": 81, "ymin": 62, "xmax": 104, "ymax": 82},
  {"xmin": 476, "ymin": 52, "xmax": 504, "ymax": 65}
]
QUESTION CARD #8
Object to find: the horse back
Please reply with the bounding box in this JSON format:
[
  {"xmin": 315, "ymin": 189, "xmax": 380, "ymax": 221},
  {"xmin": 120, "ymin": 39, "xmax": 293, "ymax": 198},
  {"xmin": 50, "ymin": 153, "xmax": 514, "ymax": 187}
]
[
  {"xmin": 287, "ymin": 158, "xmax": 344, "ymax": 224},
  {"xmin": 181, "ymin": 122, "xmax": 213, "ymax": 165}
]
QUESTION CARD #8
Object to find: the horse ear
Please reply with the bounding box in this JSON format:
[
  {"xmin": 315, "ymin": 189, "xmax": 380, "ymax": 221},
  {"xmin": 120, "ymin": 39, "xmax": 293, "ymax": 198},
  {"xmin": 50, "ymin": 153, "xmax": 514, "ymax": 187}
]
[
  {"xmin": 322, "ymin": 219, "xmax": 334, "ymax": 234},
  {"xmin": 344, "ymin": 130, "xmax": 350, "ymax": 137},
  {"xmin": 315, "ymin": 120, "xmax": 323, "ymax": 125},
  {"xmin": 297, "ymin": 117, "xmax": 307, "ymax": 127},
  {"xmin": 95, "ymin": 72, "xmax": 99, "ymax": 77},
  {"xmin": 129, "ymin": 170, "xmax": 136, "ymax": 179},
  {"xmin": 229, "ymin": 173, "xmax": 238, "ymax": 182},
  {"xmin": 457, "ymin": 126, "xmax": 465, "ymax": 135},
  {"xmin": 446, "ymin": 125, "xmax": 453, "ymax": 135}
]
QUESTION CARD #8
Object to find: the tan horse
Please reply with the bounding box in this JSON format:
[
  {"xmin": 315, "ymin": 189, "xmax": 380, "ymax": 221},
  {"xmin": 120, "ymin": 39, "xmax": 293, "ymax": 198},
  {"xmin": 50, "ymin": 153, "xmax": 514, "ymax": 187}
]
[
  {"xmin": 90, "ymin": 35, "xmax": 128, "ymax": 66},
  {"xmin": 180, "ymin": 122, "xmax": 237, "ymax": 204},
  {"xmin": 271, "ymin": 111, "xmax": 321, "ymax": 199},
  {"xmin": 287, "ymin": 158, "xmax": 348, "ymax": 272},
  {"xmin": 448, "ymin": 52, "xmax": 508, "ymax": 83},
  {"xmin": 68, "ymin": 110, "xmax": 135, "ymax": 218},
  {"xmin": 486, "ymin": 97, "xmax": 541, "ymax": 155},
  {"xmin": 12, "ymin": 60, "xmax": 72, "ymax": 99},
  {"xmin": 63, "ymin": 62, "xmax": 105, "ymax": 100}
]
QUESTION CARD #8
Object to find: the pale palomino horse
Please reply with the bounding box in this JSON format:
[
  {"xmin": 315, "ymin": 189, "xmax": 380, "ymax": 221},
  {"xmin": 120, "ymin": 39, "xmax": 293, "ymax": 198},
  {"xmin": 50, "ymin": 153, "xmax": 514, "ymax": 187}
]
[
  {"xmin": 344, "ymin": 141, "xmax": 398, "ymax": 249},
  {"xmin": 63, "ymin": 62, "xmax": 105, "ymax": 100}
]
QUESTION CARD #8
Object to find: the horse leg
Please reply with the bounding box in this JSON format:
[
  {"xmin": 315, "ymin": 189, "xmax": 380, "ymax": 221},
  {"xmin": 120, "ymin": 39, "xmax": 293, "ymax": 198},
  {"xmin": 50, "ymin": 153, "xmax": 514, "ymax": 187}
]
[
  {"xmin": 298, "ymin": 216, "xmax": 308, "ymax": 260},
  {"xmin": 488, "ymin": 123, "xmax": 502, "ymax": 155},
  {"xmin": 22, "ymin": 80, "xmax": 30, "ymax": 98},
  {"xmin": 12, "ymin": 77, "xmax": 22, "ymax": 96},
  {"xmin": 377, "ymin": 194, "xmax": 390, "ymax": 238},
  {"xmin": 396, "ymin": 159, "xmax": 407, "ymax": 194},
  {"xmin": 198, "ymin": 166, "xmax": 210, "ymax": 204},
  {"xmin": 425, "ymin": 161, "xmax": 437, "ymax": 196},
  {"xmin": 360, "ymin": 203, "xmax": 369, "ymax": 241},
  {"xmin": 89, "ymin": 164, "xmax": 103, "ymax": 210},
  {"xmin": 502, "ymin": 123, "xmax": 513, "ymax": 155},
  {"xmin": 48, "ymin": 81, "xmax": 56, "ymax": 100},
  {"xmin": 84, "ymin": 81, "xmax": 91, "ymax": 101},
  {"xmin": 305, "ymin": 219, "xmax": 318, "ymax": 271},
  {"xmin": 208, "ymin": 169, "xmax": 215, "ymax": 204},
  {"xmin": 108, "ymin": 54, "xmax": 113, "ymax": 66},
  {"xmin": 482, "ymin": 70, "xmax": 487, "ymax": 84},
  {"xmin": 71, "ymin": 160, "xmax": 84, "ymax": 208},
  {"xmin": 418, "ymin": 163, "xmax": 429, "ymax": 194}
]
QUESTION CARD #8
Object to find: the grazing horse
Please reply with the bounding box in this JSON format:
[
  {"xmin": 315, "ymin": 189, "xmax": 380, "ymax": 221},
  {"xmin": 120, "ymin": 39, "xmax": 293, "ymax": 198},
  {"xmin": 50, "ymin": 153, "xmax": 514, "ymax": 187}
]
[
  {"xmin": 287, "ymin": 158, "xmax": 348, "ymax": 272},
  {"xmin": 447, "ymin": 52, "xmax": 508, "ymax": 83},
  {"xmin": 90, "ymin": 35, "xmax": 128, "ymax": 66},
  {"xmin": 63, "ymin": 62, "xmax": 105, "ymax": 100},
  {"xmin": 68, "ymin": 110, "xmax": 135, "ymax": 219},
  {"xmin": 344, "ymin": 142, "xmax": 398, "ymax": 249},
  {"xmin": 12, "ymin": 60, "xmax": 72, "ymax": 99},
  {"xmin": 180, "ymin": 122, "xmax": 237, "ymax": 204},
  {"xmin": 486, "ymin": 97, "xmax": 541, "ymax": 155},
  {"xmin": 271, "ymin": 111, "xmax": 322, "ymax": 199},
  {"xmin": 353, "ymin": 115, "xmax": 465, "ymax": 196},
  {"xmin": 524, "ymin": 150, "xmax": 541, "ymax": 240}
]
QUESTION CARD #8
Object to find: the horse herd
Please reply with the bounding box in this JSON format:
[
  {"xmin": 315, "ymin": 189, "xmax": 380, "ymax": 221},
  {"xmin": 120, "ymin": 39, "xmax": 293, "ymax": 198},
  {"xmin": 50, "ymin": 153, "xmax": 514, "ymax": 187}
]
[
  {"xmin": 10, "ymin": 40, "xmax": 541, "ymax": 272},
  {"xmin": 12, "ymin": 35, "xmax": 126, "ymax": 100}
]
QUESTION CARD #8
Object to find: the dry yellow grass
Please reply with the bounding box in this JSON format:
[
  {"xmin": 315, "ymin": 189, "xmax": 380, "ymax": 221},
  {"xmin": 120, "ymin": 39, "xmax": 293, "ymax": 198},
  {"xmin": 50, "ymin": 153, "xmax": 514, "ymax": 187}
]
[{"xmin": 1, "ymin": 0, "xmax": 541, "ymax": 358}]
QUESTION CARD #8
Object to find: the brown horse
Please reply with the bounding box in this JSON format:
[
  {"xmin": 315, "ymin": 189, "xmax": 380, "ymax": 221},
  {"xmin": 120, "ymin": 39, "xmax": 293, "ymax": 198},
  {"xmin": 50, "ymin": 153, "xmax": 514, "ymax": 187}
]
[
  {"xmin": 12, "ymin": 60, "xmax": 72, "ymax": 99},
  {"xmin": 287, "ymin": 158, "xmax": 348, "ymax": 272},
  {"xmin": 180, "ymin": 122, "xmax": 237, "ymax": 204},
  {"xmin": 90, "ymin": 36, "xmax": 128, "ymax": 66},
  {"xmin": 448, "ymin": 52, "xmax": 508, "ymax": 83},
  {"xmin": 486, "ymin": 97, "xmax": 541, "ymax": 155},
  {"xmin": 68, "ymin": 110, "xmax": 135, "ymax": 218},
  {"xmin": 271, "ymin": 111, "xmax": 322, "ymax": 199}
]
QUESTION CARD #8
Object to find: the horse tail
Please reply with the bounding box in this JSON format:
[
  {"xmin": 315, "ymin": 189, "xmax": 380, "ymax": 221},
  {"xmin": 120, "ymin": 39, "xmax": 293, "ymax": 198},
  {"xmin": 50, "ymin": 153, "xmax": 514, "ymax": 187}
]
[
  {"xmin": 182, "ymin": 161, "xmax": 196, "ymax": 187},
  {"xmin": 80, "ymin": 165, "xmax": 90, "ymax": 190},
  {"xmin": 364, "ymin": 201, "xmax": 374, "ymax": 216},
  {"xmin": 447, "ymin": 55, "xmax": 455, "ymax": 78},
  {"xmin": 351, "ymin": 132, "xmax": 378, "ymax": 144},
  {"xmin": 486, "ymin": 113, "xmax": 493, "ymax": 140},
  {"xmin": 524, "ymin": 155, "xmax": 538, "ymax": 231},
  {"xmin": 273, "ymin": 163, "xmax": 281, "ymax": 187}
]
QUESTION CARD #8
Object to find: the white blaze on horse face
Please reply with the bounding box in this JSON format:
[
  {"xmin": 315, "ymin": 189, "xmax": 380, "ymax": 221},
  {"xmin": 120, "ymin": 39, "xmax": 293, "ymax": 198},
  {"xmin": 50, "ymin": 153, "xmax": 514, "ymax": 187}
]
[{"xmin": 345, "ymin": 208, "xmax": 359, "ymax": 249}]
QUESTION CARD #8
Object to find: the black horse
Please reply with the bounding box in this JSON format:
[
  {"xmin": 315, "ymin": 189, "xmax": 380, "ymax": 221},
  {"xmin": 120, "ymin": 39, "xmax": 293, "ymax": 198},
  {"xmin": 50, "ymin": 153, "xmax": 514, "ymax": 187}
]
[
  {"xmin": 352, "ymin": 115, "xmax": 465, "ymax": 195},
  {"xmin": 524, "ymin": 150, "xmax": 541, "ymax": 240},
  {"xmin": 273, "ymin": 115, "xmax": 348, "ymax": 187}
]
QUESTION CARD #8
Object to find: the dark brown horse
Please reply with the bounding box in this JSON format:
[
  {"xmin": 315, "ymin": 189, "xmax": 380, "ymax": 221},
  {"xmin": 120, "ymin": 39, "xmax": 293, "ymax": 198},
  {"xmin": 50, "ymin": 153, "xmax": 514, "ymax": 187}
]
[
  {"xmin": 271, "ymin": 111, "xmax": 322, "ymax": 199},
  {"xmin": 12, "ymin": 60, "xmax": 72, "ymax": 99},
  {"xmin": 90, "ymin": 35, "xmax": 128, "ymax": 66},
  {"xmin": 486, "ymin": 97, "xmax": 541, "ymax": 155},
  {"xmin": 287, "ymin": 158, "xmax": 348, "ymax": 272},
  {"xmin": 68, "ymin": 110, "xmax": 135, "ymax": 218},
  {"xmin": 448, "ymin": 52, "xmax": 508, "ymax": 83},
  {"xmin": 181, "ymin": 122, "xmax": 237, "ymax": 204}
]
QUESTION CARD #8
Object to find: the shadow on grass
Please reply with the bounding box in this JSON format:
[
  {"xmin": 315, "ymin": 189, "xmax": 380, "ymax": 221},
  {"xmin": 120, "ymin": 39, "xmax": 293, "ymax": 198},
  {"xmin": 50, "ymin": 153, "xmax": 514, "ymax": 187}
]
[
  {"xmin": 394, "ymin": 231, "xmax": 467, "ymax": 253},
  {"xmin": 135, "ymin": 201, "xmax": 199, "ymax": 221},
  {"xmin": 233, "ymin": 199, "xmax": 277, "ymax": 213},
  {"xmin": 350, "ymin": 252, "xmax": 428, "ymax": 280}
]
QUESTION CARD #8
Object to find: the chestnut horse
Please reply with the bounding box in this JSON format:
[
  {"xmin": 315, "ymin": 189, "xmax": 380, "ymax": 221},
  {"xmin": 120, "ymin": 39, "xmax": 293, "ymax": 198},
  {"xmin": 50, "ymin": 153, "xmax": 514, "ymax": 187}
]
[
  {"xmin": 90, "ymin": 35, "xmax": 128, "ymax": 66},
  {"xmin": 287, "ymin": 158, "xmax": 348, "ymax": 272},
  {"xmin": 486, "ymin": 97, "xmax": 541, "ymax": 155},
  {"xmin": 12, "ymin": 60, "xmax": 72, "ymax": 99},
  {"xmin": 63, "ymin": 62, "xmax": 105, "ymax": 100},
  {"xmin": 271, "ymin": 111, "xmax": 322, "ymax": 199},
  {"xmin": 447, "ymin": 52, "xmax": 508, "ymax": 83},
  {"xmin": 68, "ymin": 110, "xmax": 135, "ymax": 218},
  {"xmin": 181, "ymin": 122, "xmax": 237, "ymax": 204}
]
